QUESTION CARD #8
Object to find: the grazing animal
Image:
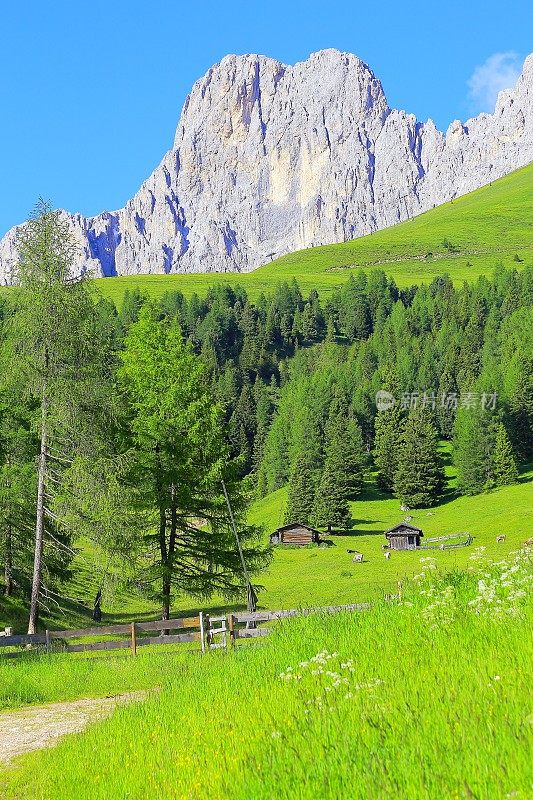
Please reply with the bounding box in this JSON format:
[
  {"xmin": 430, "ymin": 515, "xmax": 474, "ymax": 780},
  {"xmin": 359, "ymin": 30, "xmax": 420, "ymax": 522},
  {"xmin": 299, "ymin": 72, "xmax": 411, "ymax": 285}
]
[
  {"xmin": 384, "ymin": 552, "xmax": 391, "ymax": 560},
  {"xmin": 496, "ymin": 535, "xmax": 506, "ymax": 543},
  {"xmin": 382, "ymin": 544, "xmax": 389, "ymax": 550},
  {"xmin": 352, "ymin": 553, "xmax": 364, "ymax": 563},
  {"xmin": 400, "ymin": 504, "xmax": 409, "ymax": 512},
  {"xmin": 404, "ymin": 515, "xmax": 413, "ymax": 522}
]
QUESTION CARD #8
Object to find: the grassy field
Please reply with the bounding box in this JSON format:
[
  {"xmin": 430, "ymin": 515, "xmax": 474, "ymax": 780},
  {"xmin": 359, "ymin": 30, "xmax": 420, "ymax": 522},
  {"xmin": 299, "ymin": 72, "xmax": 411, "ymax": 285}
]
[
  {"xmin": 94, "ymin": 164, "xmax": 533, "ymax": 306},
  {"xmin": 2, "ymin": 456, "xmax": 531, "ymax": 635},
  {"xmin": 0, "ymin": 648, "xmax": 183, "ymax": 711},
  {"xmin": 248, "ymin": 462, "xmax": 533, "ymax": 609},
  {"xmin": 1, "ymin": 553, "xmax": 531, "ymax": 799}
]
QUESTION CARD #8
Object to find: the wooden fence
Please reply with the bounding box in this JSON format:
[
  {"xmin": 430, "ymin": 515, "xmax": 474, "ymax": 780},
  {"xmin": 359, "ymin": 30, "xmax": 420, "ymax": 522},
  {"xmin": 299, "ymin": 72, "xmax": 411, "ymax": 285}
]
[
  {"xmin": 418, "ymin": 532, "xmax": 472, "ymax": 550},
  {"xmin": 0, "ymin": 603, "xmax": 370, "ymax": 658},
  {"xmin": 0, "ymin": 615, "xmax": 205, "ymax": 658}
]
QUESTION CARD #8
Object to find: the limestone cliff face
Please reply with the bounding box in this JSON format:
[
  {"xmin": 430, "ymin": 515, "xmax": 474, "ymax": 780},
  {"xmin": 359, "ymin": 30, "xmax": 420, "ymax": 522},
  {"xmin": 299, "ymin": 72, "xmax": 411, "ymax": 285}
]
[{"xmin": 1, "ymin": 49, "xmax": 531, "ymax": 281}]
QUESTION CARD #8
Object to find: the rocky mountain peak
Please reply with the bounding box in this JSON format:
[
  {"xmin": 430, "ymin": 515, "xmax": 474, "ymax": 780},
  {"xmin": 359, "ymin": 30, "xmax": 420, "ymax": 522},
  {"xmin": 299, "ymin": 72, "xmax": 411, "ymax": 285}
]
[{"xmin": 0, "ymin": 50, "xmax": 531, "ymax": 282}]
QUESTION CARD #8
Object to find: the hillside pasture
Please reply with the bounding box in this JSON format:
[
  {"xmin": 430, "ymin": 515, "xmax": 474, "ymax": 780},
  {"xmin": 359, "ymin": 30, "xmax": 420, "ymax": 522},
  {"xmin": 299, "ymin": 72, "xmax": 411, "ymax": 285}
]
[
  {"xmin": 248, "ymin": 464, "xmax": 533, "ymax": 609},
  {"xmin": 94, "ymin": 164, "xmax": 533, "ymax": 306},
  {"xmin": 1, "ymin": 558, "xmax": 531, "ymax": 799},
  {"xmin": 1, "ymin": 463, "xmax": 531, "ymax": 633}
]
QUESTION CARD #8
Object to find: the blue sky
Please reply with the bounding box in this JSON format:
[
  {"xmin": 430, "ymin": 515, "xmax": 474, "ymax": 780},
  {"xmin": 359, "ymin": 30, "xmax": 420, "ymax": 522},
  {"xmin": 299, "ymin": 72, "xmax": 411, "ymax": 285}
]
[{"xmin": 0, "ymin": 0, "xmax": 530, "ymax": 236}]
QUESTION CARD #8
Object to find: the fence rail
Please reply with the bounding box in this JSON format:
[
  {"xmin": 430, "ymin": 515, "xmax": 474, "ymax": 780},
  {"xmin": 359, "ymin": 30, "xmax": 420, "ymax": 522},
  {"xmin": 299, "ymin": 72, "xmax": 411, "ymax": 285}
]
[
  {"xmin": 0, "ymin": 615, "xmax": 204, "ymax": 657},
  {"xmin": 0, "ymin": 604, "xmax": 369, "ymax": 658},
  {"xmin": 418, "ymin": 533, "xmax": 472, "ymax": 550}
]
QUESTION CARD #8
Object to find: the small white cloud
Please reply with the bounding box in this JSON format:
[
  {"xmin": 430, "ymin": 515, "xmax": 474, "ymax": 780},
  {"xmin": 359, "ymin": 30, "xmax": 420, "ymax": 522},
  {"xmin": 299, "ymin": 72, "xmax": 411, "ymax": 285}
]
[{"xmin": 467, "ymin": 52, "xmax": 522, "ymax": 113}]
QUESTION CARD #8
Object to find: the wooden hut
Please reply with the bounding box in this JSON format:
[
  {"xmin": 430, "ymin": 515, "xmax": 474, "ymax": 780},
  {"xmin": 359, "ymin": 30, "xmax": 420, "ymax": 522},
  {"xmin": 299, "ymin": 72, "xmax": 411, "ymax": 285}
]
[
  {"xmin": 384, "ymin": 523, "xmax": 423, "ymax": 551},
  {"xmin": 269, "ymin": 523, "xmax": 321, "ymax": 546}
]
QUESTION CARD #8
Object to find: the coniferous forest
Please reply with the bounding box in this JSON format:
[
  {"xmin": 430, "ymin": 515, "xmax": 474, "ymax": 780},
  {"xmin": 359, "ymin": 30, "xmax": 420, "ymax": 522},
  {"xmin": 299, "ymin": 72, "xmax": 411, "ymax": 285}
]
[{"xmin": 0, "ymin": 205, "xmax": 531, "ymax": 626}]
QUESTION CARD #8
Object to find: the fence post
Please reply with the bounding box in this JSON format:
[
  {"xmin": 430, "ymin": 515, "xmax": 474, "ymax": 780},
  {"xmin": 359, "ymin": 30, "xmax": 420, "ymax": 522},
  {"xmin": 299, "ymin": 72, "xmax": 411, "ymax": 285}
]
[
  {"xmin": 45, "ymin": 629, "xmax": 51, "ymax": 655},
  {"xmin": 200, "ymin": 612, "xmax": 205, "ymax": 654},
  {"xmin": 130, "ymin": 622, "xmax": 137, "ymax": 656},
  {"xmin": 228, "ymin": 614, "xmax": 235, "ymax": 648}
]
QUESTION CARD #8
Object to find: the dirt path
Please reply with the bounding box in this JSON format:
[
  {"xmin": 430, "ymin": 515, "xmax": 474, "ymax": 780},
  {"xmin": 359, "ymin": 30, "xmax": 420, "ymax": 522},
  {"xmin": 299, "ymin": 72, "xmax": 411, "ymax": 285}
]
[{"xmin": 0, "ymin": 691, "xmax": 147, "ymax": 765}]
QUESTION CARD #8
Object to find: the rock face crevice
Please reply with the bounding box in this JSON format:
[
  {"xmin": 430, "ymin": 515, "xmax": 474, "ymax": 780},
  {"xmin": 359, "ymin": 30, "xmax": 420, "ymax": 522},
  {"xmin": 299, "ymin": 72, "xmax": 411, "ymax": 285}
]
[{"xmin": 1, "ymin": 49, "xmax": 532, "ymax": 281}]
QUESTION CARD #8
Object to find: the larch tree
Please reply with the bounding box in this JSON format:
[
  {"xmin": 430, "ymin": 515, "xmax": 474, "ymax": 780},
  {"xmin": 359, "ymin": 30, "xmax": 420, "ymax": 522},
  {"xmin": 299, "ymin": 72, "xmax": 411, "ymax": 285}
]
[
  {"xmin": 9, "ymin": 200, "xmax": 122, "ymax": 633},
  {"xmin": 10, "ymin": 200, "xmax": 117, "ymax": 632},
  {"xmin": 118, "ymin": 303, "xmax": 268, "ymax": 620}
]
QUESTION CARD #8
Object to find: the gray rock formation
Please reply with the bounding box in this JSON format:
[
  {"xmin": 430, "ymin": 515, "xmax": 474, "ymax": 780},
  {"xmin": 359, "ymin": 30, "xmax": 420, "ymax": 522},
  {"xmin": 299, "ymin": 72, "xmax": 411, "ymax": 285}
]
[{"xmin": 1, "ymin": 49, "xmax": 532, "ymax": 281}]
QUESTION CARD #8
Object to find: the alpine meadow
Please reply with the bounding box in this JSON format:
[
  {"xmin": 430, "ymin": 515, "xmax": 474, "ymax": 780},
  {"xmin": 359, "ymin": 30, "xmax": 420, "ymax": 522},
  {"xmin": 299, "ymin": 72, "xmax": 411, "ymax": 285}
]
[{"xmin": 0, "ymin": 22, "xmax": 532, "ymax": 800}]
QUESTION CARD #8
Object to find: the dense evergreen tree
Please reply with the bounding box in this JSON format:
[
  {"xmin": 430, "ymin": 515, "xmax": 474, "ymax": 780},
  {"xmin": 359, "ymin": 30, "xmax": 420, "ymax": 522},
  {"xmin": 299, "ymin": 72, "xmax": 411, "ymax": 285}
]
[
  {"xmin": 229, "ymin": 382, "xmax": 256, "ymax": 473},
  {"xmin": 453, "ymin": 407, "xmax": 496, "ymax": 495},
  {"xmin": 491, "ymin": 422, "xmax": 518, "ymax": 487},
  {"xmin": 393, "ymin": 408, "xmax": 444, "ymax": 507},
  {"xmin": 311, "ymin": 451, "xmax": 352, "ymax": 530},
  {"xmin": 311, "ymin": 404, "xmax": 355, "ymax": 530},
  {"xmin": 373, "ymin": 404, "xmax": 404, "ymax": 493},
  {"xmin": 506, "ymin": 365, "xmax": 533, "ymax": 462},
  {"xmin": 284, "ymin": 450, "xmax": 318, "ymax": 525},
  {"xmin": 252, "ymin": 379, "xmax": 275, "ymax": 473},
  {"xmin": 118, "ymin": 304, "xmax": 267, "ymax": 619},
  {"xmin": 344, "ymin": 419, "xmax": 367, "ymax": 499}
]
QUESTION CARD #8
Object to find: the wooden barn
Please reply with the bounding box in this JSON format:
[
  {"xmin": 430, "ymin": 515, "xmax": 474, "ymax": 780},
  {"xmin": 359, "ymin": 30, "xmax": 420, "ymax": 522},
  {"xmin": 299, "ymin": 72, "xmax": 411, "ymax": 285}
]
[
  {"xmin": 384, "ymin": 523, "xmax": 423, "ymax": 550},
  {"xmin": 269, "ymin": 523, "xmax": 321, "ymax": 546}
]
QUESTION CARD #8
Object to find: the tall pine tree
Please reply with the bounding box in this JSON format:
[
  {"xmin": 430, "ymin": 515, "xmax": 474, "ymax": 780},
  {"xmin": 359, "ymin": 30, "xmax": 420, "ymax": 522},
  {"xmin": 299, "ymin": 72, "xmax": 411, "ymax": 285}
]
[
  {"xmin": 312, "ymin": 452, "xmax": 352, "ymax": 530},
  {"xmin": 491, "ymin": 422, "xmax": 518, "ymax": 487},
  {"xmin": 311, "ymin": 402, "xmax": 356, "ymax": 530},
  {"xmin": 284, "ymin": 450, "xmax": 318, "ymax": 525},
  {"xmin": 373, "ymin": 403, "xmax": 404, "ymax": 493},
  {"xmin": 393, "ymin": 407, "xmax": 444, "ymax": 508},
  {"xmin": 453, "ymin": 406, "xmax": 497, "ymax": 495}
]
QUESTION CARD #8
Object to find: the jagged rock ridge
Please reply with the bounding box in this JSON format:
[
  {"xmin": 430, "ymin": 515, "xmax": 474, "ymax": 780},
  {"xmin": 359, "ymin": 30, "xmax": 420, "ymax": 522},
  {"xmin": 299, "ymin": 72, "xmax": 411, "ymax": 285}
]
[{"xmin": 1, "ymin": 49, "xmax": 532, "ymax": 281}]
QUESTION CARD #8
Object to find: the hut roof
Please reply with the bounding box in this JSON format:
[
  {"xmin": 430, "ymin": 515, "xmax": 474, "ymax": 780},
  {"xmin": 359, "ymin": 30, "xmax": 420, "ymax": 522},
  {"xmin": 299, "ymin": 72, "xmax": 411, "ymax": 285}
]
[
  {"xmin": 385, "ymin": 523, "xmax": 423, "ymax": 536},
  {"xmin": 274, "ymin": 522, "xmax": 321, "ymax": 535}
]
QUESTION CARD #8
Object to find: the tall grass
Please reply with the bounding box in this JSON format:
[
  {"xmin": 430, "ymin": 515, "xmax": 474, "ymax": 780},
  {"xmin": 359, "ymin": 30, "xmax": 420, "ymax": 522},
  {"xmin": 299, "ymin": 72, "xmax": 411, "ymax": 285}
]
[
  {"xmin": 2, "ymin": 550, "xmax": 531, "ymax": 799},
  {"xmin": 0, "ymin": 648, "xmax": 187, "ymax": 710}
]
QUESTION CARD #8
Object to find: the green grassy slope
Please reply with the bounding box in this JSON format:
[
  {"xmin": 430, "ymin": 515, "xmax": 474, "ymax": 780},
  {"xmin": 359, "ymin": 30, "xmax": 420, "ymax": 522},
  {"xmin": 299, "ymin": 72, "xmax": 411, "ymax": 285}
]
[
  {"xmin": 3, "ymin": 580, "xmax": 531, "ymax": 799},
  {"xmin": 95, "ymin": 164, "xmax": 533, "ymax": 306},
  {"xmin": 248, "ymin": 462, "xmax": 533, "ymax": 609},
  {"xmin": 2, "ymin": 458, "xmax": 531, "ymax": 633}
]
